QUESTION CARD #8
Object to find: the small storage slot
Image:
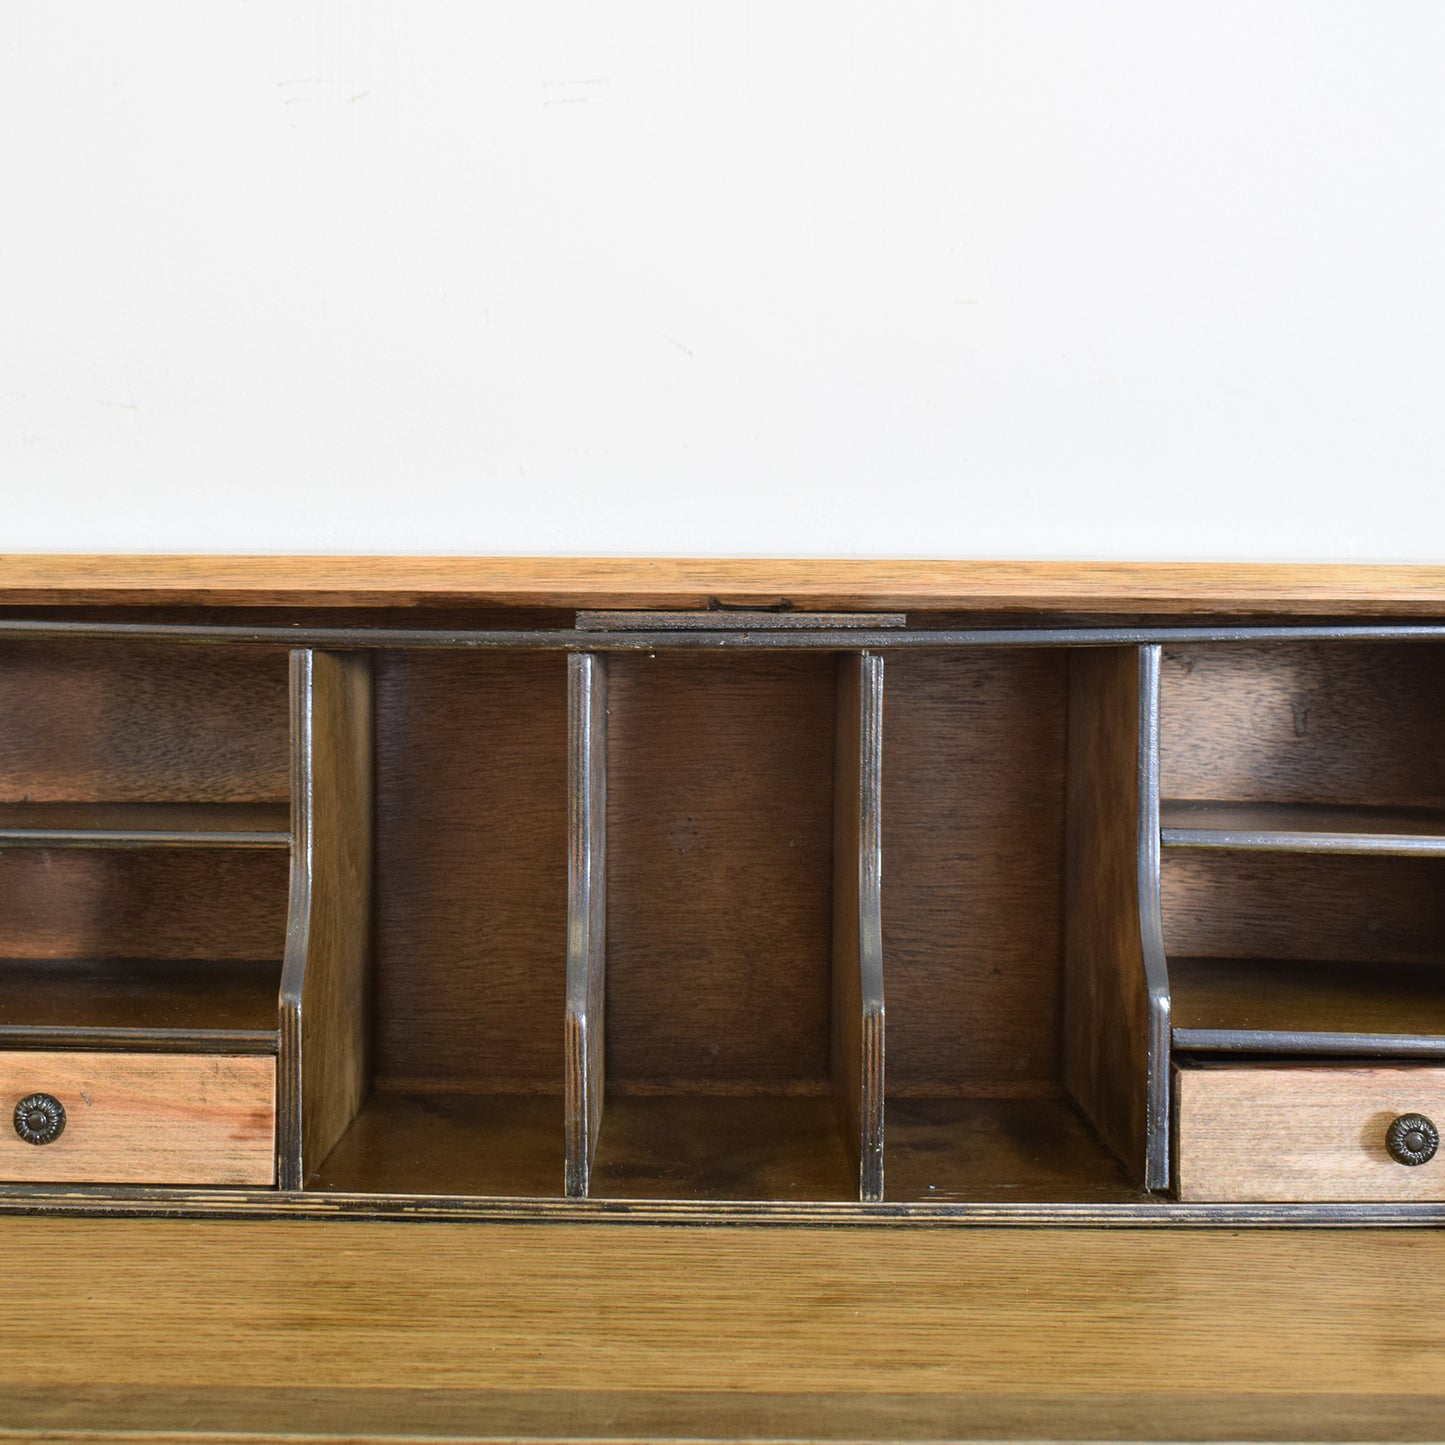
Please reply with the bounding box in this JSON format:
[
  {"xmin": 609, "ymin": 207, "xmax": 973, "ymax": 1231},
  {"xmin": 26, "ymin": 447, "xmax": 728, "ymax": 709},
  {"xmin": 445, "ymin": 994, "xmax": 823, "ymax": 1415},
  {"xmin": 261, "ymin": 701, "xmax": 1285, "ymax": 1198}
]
[
  {"xmin": 0, "ymin": 1050, "xmax": 275, "ymax": 1186},
  {"xmin": 882, "ymin": 650, "xmax": 1140, "ymax": 1203},
  {"xmin": 0, "ymin": 848, "xmax": 288, "ymax": 1051},
  {"xmin": 306, "ymin": 652, "xmax": 569, "ymax": 1198},
  {"xmin": 0, "ymin": 640, "xmax": 291, "ymax": 809},
  {"xmin": 1175, "ymin": 1061, "xmax": 1445, "ymax": 1202},
  {"xmin": 1163, "ymin": 852, "xmax": 1445, "ymax": 1054},
  {"xmin": 588, "ymin": 654, "xmax": 854, "ymax": 1201},
  {"xmin": 1160, "ymin": 641, "xmax": 1445, "ymax": 832}
]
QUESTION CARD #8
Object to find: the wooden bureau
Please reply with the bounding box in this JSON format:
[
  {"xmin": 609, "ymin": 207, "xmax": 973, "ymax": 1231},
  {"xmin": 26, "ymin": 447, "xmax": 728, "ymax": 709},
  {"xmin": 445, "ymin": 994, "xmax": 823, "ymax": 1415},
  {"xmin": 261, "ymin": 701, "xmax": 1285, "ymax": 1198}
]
[
  {"xmin": 5, "ymin": 555, "xmax": 1445, "ymax": 1444},
  {"xmin": 3, "ymin": 556, "xmax": 1445, "ymax": 1221}
]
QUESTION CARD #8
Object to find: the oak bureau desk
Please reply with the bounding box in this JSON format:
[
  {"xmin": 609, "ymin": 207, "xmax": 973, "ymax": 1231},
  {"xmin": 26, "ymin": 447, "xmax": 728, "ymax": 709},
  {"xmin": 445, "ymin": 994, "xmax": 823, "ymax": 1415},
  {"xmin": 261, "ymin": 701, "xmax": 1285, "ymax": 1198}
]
[{"xmin": 4, "ymin": 555, "xmax": 1445, "ymax": 1443}]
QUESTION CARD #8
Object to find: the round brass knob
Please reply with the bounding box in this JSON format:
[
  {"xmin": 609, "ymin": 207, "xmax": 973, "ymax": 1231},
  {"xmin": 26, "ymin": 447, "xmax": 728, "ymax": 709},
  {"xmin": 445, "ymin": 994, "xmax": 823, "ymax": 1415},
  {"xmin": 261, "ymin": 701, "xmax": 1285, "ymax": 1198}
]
[
  {"xmin": 1386, "ymin": 1113, "xmax": 1439, "ymax": 1167},
  {"xmin": 13, "ymin": 1093, "xmax": 66, "ymax": 1146}
]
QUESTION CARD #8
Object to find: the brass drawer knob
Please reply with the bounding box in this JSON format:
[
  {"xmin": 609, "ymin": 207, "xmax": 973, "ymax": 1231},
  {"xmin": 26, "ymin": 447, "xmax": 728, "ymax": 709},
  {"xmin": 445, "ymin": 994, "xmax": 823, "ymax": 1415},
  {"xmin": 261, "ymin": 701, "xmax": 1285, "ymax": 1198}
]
[
  {"xmin": 13, "ymin": 1093, "xmax": 66, "ymax": 1146},
  {"xmin": 1386, "ymin": 1113, "xmax": 1439, "ymax": 1167}
]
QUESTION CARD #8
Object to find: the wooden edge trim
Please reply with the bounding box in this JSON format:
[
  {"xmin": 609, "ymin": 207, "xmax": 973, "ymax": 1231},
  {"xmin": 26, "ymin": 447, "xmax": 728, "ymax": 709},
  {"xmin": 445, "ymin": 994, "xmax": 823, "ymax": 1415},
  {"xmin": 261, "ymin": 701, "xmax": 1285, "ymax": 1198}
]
[
  {"xmin": 276, "ymin": 648, "xmax": 314, "ymax": 1191},
  {"xmin": 565, "ymin": 654, "xmax": 607, "ymax": 1198},
  {"xmin": 3, "ymin": 556, "xmax": 1445, "ymax": 614}
]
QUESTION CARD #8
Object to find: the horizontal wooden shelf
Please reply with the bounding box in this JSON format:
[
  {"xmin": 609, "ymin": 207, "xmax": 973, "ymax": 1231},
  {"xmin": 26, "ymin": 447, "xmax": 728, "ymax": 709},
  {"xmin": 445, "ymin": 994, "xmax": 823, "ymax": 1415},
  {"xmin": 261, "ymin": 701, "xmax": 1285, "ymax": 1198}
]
[
  {"xmin": 1170, "ymin": 956, "xmax": 1445, "ymax": 1056},
  {"xmin": 1160, "ymin": 800, "xmax": 1445, "ymax": 855},
  {"xmin": 0, "ymin": 802, "xmax": 291, "ymax": 849},
  {"xmin": 0, "ymin": 958, "xmax": 281, "ymax": 1052},
  {"xmin": 884, "ymin": 1097, "xmax": 1143, "ymax": 1204},
  {"xmin": 308, "ymin": 1093, "xmax": 564, "ymax": 1198}
]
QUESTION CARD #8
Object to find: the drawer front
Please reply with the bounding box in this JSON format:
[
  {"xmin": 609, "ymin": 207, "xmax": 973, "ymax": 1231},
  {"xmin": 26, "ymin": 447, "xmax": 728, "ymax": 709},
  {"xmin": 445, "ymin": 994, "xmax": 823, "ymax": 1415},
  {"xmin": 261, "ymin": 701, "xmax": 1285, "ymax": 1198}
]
[
  {"xmin": 0, "ymin": 1052, "xmax": 275, "ymax": 1187},
  {"xmin": 1176, "ymin": 1063, "xmax": 1445, "ymax": 1203}
]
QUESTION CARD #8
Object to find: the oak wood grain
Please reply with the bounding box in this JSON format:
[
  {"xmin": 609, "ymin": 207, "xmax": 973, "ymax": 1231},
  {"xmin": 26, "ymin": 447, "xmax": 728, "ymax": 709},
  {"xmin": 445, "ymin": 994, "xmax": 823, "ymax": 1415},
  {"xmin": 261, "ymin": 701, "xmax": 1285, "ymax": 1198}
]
[
  {"xmin": 0, "ymin": 639, "xmax": 290, "ymax": 803},
  {"xmin": 5, "ymin": 1218, "xmax": 1445, "ymax": 1441},
  {"xmin": 1063, "ymin": 647, "xmax": 1168, "ymax": 1188},
  {"xmin": 1160, "ymin": 641, "xmax": 1445, "ymax": 808},
  {"xmin": 371, "ymin": 652, "xmax": 569, "ymax": 1094},
  {"xmin": 0, "ymin": 1051, "xmax": 274, "ymax": 1186},
  {"xmin": 7, "ymin": 555, "xmax": 1445, "ymax": 614},
  {"xmin": 604, "ymin": 654, "xmax": 836, "ymax": 1090},
  {"xmin": 881, "ymin": 650, "xmax": 1068, "ymax": 1095},
  {"xmin": 1175, "ymin": 1062, "xmax": 1445, "ymax": 1202},
  {"xmin": 280, "ymin": 650, "xmax": 374, "ymax": 1188}
]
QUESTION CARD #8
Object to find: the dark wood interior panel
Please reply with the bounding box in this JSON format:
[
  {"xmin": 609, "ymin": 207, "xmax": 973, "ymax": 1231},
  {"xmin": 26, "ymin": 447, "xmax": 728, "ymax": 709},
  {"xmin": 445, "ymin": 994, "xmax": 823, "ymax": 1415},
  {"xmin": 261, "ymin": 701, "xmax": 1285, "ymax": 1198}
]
[
  {"xmin": 589, "ymin": 1094, "xmax": 853, "ymax": 1201},
  {"xmin": 0, "ymin": 849, "xmax": 289, "ymax": 960},
  {"xmin": 604, "ymin": 655, "xmax": 836, "ymax": 1089},
  {"xmin": 881, "ymin": 650, "xmax": 1068, "ymax": 1094},
  {"xmin": 1160, "ymin": 641, "xmax": 1445, "ymax": 808},
  {"xmin": 1162, "ymin": 852, "xmax": 1445, "ymax": 964},
  {"xmin": 372, "ymin": 652, "xmax": 569, "ymax": 1092},
  {"xmin": 0, "ymin": 641, "xmax": 290, "ymax": 803}
]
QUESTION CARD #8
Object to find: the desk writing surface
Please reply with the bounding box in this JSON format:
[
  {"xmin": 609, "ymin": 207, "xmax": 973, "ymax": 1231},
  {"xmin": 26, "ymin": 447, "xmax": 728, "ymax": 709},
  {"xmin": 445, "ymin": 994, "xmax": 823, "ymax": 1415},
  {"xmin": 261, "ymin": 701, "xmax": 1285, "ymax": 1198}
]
[{"xmin": 1, "ymin": 1217, "xmax": 1442, "ymax": 1442}]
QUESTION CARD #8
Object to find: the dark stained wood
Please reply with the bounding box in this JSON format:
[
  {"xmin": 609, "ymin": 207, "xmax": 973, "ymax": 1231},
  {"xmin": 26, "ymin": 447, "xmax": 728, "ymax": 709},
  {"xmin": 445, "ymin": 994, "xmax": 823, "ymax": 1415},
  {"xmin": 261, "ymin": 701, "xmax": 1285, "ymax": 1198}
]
[
  {"xmin": 604, "ymin": 654, "xmax": 836, "ymax": 1089},
  {"xmin": 0, "ymin": 848, "xmax": 288, "ymax": 960},
  {"xmin": 1171, "ymin": 956, "xmax": 1445, "ymax": 1054},
  {"xmin": 884, "ymin": 1096, "xmax": 1142, "ymax": 1204},
  {"xmin": 589, "ymin": 1095, "xmax": 854, "ymax": 1202},
  {"xmin": 372, "ymin": 652, "xmax": 569, "ymax": 1094},
  {"xmin": 1160, "ymin": 641, "xmax": 1445, "ymax": 809},
  {"xmin": 881, "ymin": 650, "xmax": 1068, "ymax": 1095},
  {"xmin": 0, "ymin": 639, "xmax": 290, "ymax": 803},
  {"xmin": 832, "ymin": 652, "xmax": 885, "ymax": 1202},
  {"xmin": 9, "ymin": 553, "xmax": 1445, "ymax": 615},
  {"xmin": 279, "ymin": 650, "xmax": 374, "ymax": 1189},
  {"xmin": 1063, "ymin": 646, "xmax": 1169, "ymax": 1190},
  {"xmin": 308, "ymin": 1093, "xmax": 564, "ymax": 1198},
  {"xmin": 565, "ymin": 653, "xmax": 607, "ymax": 1198},
  {"xmin": 1162, "ymin": 852, "xmax": 1445, "ymax": 964},
  {"xmin": 0, "ymin": 957, "xmax": 279, "ymax": 1051},
  {"xmin": 1160, "ymin": 798, "xmax": 1445, "ymax": 854},
  {"xmin": 0, "ymin": 800, "xmax": 290, "ymax": 847}
]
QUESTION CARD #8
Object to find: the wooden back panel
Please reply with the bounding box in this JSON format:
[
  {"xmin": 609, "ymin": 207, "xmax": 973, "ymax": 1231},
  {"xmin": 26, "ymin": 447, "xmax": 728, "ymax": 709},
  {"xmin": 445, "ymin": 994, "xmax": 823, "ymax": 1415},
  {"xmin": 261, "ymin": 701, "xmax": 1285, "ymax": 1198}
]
[
  {"xmin": 372, "ymin": 652, "xmax": 569, "ymax": 1092},
  {"xmin": 882, "ymin": 650, "xmax": 1068, "ymax": 1095},
  {"xmin": 604, "ymin": 654, "xmax": 836, "ymax": 1090},
  {"xmin": 1160, "ymin": 641, "xmax": 1445, "ymax": 808},
  {"xmin": 0, "ymin": 640, "xmax": 290, "ymax": 803}
]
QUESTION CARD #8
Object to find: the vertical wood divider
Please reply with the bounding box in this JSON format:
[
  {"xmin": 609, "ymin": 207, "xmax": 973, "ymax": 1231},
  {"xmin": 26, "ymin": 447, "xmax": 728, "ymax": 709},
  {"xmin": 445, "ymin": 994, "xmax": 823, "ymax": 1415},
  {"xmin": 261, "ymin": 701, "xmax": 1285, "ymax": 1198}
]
[
  {"xmin": 565, "ymin": 652, "xmax": 608, "ymax": 1197},
  {"xmin": 1063, "ymin": 645, "xmax": 1171, "ymax": 1192},
  {"xmin": 278, "ymin": 649, "xmax": 374, "ymax": 1191},
  {"xmin": 833, "ymin": 650, "xmax": 886, "ymax": 1203}
]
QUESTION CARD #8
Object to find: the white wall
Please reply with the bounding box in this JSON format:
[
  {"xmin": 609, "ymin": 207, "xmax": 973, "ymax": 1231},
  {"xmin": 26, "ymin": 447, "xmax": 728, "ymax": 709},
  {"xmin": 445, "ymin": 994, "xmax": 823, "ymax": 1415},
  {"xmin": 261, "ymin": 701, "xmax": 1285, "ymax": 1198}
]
[{"xmin": 2, "ymin": 3, "xmax": 1442, "ymax": 560}]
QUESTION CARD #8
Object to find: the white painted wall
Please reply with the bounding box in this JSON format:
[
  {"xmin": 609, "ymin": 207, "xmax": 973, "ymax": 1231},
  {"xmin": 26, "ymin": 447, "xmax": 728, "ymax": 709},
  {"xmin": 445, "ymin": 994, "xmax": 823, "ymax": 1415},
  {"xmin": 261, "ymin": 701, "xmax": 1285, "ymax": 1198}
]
[{"xmin": 2, "ymin": 3, "xmax": 1442, "ymax": 560}]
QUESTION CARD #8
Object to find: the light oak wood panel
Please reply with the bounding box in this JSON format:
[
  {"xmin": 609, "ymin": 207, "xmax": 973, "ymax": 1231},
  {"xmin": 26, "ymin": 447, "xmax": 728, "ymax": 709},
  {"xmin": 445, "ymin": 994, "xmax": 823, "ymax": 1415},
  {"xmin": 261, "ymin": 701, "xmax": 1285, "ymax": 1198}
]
[
  {"xmin": 1063, "ymin": 646, "xmax": 1169, "ymax": 1189},
  {"xmin": 881, "ymin": 650, "xmax": 1068, "ymax": 1094},
  {"xmin": 0, "ymin": 639, "xmax": 290, "ymax": 803},
  {"xmin": 1176, "ymin": 1062, "xmax": 1445, "ymax": 1202},
  {"xmin": 0, "ymin": 848, "xmax": 289, "ymax": 960},
  {"xmin": 7, "ymin": 1219, "xmax": 1445, "ymax": 1442},
  {"xmin": 0, "ymin": 1052, "xmax": 274, "ymax": 1186},
  {"xmin": 1162, "ymin": 852, "xmax": 1445, "ymax": 963},
  {"xmin": 372, "ymin": 652, "xmax": 569, "ymax": 1092},
  {"xmin": 279, "ymin": 650, "xmax": 374, "ymax": 1189},
  {"xmin": 1160, "ymin": 641, "xmax": 1445, "ymax": 808},
  {"xmin": 604, "ymin": 654, "xmax": 836, "ymax": 1089},
  {"xmin": 832, "ymin": 652, "xmax": 884, "ymax": 1202},
  {"xmin": 8, "ymin": 554, "xmax": 1445, "ymax": 614}
]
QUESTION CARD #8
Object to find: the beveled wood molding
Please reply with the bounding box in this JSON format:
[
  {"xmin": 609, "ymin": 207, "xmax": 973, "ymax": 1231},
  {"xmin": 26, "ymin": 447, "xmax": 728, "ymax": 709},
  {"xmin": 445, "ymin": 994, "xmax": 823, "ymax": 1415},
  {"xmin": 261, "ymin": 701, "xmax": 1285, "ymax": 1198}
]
[{"xmin": 1, "ymin": 554, "xmax": 1444, "ymax": 614}]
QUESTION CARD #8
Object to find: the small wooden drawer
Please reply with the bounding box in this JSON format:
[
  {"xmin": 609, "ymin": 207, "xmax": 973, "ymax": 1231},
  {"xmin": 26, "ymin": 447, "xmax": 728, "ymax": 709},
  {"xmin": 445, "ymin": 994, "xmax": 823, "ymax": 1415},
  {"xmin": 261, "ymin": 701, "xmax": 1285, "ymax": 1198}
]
[
  {"xmin": 0, "ymin": 1052, "xmax": 275, "ymax": 1187},
  {"xmin": 1175, "ymin": 1061, "xmax": 1445, "ymax": 1202}
]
